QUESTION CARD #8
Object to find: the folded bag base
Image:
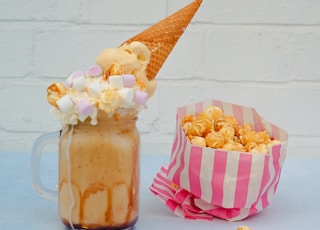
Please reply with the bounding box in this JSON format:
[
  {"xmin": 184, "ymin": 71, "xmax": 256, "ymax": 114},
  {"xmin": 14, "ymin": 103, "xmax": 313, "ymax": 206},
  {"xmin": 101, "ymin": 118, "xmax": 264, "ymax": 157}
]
[{"xmin": 150, "ymin": 99, "xmax": 288, "ymax": 221}]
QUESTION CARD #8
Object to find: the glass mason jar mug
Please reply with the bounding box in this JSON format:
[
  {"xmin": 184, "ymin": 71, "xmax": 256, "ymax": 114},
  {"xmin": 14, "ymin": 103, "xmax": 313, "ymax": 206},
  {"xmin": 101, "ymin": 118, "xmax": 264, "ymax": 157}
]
[{"xmin": 31, "ymin": 109, "xmax": 140, "ymax": 230}]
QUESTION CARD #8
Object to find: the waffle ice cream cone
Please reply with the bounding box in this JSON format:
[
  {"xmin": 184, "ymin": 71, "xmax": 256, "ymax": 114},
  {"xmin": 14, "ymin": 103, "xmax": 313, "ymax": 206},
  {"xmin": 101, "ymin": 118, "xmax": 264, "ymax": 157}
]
[{"xmin": 121, "ymin": 0, "xmax": 202, "ymax": 80}]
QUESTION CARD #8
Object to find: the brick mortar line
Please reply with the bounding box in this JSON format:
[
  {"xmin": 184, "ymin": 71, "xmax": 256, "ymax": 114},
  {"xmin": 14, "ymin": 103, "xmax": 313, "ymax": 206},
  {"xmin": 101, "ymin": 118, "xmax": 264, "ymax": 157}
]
[
  {"xmin": 0, "ymin": 20, "xmax": 319, "ymax": 29},
  {"xmin": 1, "ymin": 78, "xmax": 319, "ymax": 88}
]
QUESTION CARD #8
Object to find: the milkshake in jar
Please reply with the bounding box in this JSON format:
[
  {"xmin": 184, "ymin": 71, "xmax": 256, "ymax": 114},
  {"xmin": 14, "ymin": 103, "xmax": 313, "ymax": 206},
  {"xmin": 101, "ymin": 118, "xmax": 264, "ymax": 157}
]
[
  {"xmin": 59, "ymin": 109, "xmax": 140, "ymax": 229},
  {"xmin": 47, "ymin": 42, "xmax": 152, "ymax": 230},
  {"xmin": 31, "ymin": 1, "xmax": 203, "ymax": 229}
]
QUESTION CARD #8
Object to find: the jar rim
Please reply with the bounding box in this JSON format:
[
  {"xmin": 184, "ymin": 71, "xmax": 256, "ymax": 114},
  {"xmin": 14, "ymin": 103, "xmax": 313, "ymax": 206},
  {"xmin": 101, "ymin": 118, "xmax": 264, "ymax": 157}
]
[{"xmin": 83, "ymin": 108, "xmax": 137, "ymax": 126}]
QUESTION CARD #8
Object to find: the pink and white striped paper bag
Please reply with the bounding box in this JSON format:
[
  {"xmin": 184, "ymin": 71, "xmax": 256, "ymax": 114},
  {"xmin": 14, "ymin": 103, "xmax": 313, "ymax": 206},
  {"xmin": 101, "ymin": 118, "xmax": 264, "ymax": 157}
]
[{"xmin": 150, "ymin": 100, "xmax": 288, "ymax": 221}]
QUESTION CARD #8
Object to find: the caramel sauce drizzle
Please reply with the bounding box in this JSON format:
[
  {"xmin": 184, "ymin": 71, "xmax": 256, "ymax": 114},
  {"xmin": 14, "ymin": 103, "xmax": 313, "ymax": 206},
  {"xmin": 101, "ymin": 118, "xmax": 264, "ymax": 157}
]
[{"xmin": 59, "ymin": 180, "xmax": 135, "ymax": 227}]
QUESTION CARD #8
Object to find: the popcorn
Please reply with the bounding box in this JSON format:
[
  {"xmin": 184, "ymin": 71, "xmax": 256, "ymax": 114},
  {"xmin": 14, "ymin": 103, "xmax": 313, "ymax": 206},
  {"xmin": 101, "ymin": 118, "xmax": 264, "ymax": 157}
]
[
  {"xmin": 205, "ymin": 131, "xmax": 225, "ymax": 148},
  {"xmin": 190, "ymin": 136, "xmax": 206, "ymax": 147},
  {"xmin": 237, "ymin": 226, "xmax": 251, "ymax": 230},
  {"xmin": 99, "ymin": 89, "xmax": 121, "ymax": 113},
  {"xmin": 181, "ymin": 105, "xmax": 280, "ymax": 154},
  {"xmin": 104, "ymin": 63, "xmax": 123, "ymax": 80},
  {"xmin": 204, "ymin": 106, "xmax": 223, "ymax": 120},
  {"xmin": 47, "ymin": 82, "xmax": 67, "ymax": 107},
  {"xmin": 218, "ymin": 123, "xmax": 235, "ymax": 140}
]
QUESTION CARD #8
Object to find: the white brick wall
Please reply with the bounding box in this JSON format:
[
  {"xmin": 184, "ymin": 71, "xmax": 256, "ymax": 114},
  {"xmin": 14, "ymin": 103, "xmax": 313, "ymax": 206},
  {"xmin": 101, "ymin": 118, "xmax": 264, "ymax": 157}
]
[{"xmin": 1, "ymin": 0, "xmax": 319, "ymax": 158}]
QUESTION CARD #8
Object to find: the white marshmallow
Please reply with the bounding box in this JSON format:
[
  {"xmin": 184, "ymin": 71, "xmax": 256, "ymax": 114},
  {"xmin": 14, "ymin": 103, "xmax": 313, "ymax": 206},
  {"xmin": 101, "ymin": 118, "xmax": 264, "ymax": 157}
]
[
  {"xmin": 67, "ymin": 70, "xmax": 83, "ymax": 86},
  {"xmin": 88, "ymin": 82, "xmax": 102, "ymax": 97},
  {"xmin": 72, "ymin": 75, "xmax": 86, "ymax": 91},
  {"xmin": 108, "ymin": 75, "xmax": 124, "ymax": 89},
  {"xmin": 66, "ymin": 74, "xmax": 73, "ymax": 86},
  {"xmin": 118, "ymin": 88, "xmax": 134, "ymax": 104},
  {"xmin": 56, "ymin": 95, "xmax": 74, "ymax": 113}
]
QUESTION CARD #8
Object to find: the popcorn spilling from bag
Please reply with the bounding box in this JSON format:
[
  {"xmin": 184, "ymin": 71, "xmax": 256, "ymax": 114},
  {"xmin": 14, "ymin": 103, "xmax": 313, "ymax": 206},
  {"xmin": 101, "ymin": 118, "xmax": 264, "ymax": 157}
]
[
  {"xmin": 47, "ymin": 42, "xmax": 156, "ymax": 125},
  {"xmin": 181, "ymin": 106, "xmax": 281, "ymax": 154},
  {"xmin": 237, "ymin": 226, "xmax": 252, "ymax": 230}
]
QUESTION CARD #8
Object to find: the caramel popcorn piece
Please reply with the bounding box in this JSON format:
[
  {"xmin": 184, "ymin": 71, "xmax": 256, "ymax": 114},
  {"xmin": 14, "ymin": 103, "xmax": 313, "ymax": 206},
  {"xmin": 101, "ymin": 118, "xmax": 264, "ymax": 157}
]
[
  {"xmin": 47, "ymin": 82, "xmax": 67, "ymax": 107},
  {"xmin": 257, "ymin": 130, "xmax": 271, "ymax": 144},
  {"xmin": 136, "ymin": 79, "xmax": 147, "ymax": 90},
  {"xmin": 203, "ymin": 106, "xmax": 223, "ymax": 120},
  {"xmin": 235, "ymin": 122, "xmax": 254, "ymax": 137},
  {"xmin": 268, "ymin": 139, "xmax": 281, "ymax": 147},
  {"xmin": 205, "ymin": 131, "xmax": 225, "ymax": 148},
  {"xmin": 182, "ymin": 123, "xmax": 192, "ymax": 136},
  {"xmin": 190, "ymin": 136, "xmax": 206, "ymax": 147},
  {"xmin": 250, "ymin": 143, "xmax": 269, "ymax": 154},
  {"xmin": 98, "ymin": 89, "xmax": 121, "ymax": 113},
  {"xmin": 239, "ymin": 130, "xmax": 259, "ymax": 146},
  {"xmin": 237, "ymin": 226, "xmax": 251, "ymax": 230},
  {"xmin": 171, "ymin": 182, "xmax": 179, "ymax": 190},
  {"xmin": 214, "ymin": 115, "xmax": 238, "ymax": 132},
  {"xmin": 187, "ymin": 117, "xmax": 212, "ymax": 138},
  {"xmin": 181, "ymin": 114, "xmax": 195, "ymax": 125},
  {"xmin": 245, "ymin": 142, "xmax": 258, "ymax": 152},
  {"xmin": 196, "ymin": 112, "xmax": 214, "ymax": 136},
  {"xmin": 218, "ymin": 123, "xmax": 235, "ymax": 140},
  {"xmin": 223, "ymin": 140, "xmax": 245, "ymax": 152},
  {"xmin": 181, "ymin": 114, "xmax": 195, "ymax": 133},
  {"xmin": 104, "ymin": 63, "xmax": 123, "ymax": 80}
]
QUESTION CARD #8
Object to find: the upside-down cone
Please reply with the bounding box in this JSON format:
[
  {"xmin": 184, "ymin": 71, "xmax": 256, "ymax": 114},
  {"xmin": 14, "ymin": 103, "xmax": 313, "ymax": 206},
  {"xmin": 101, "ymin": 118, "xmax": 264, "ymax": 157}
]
[{"xmin": 121, "ymin": 0, "xmax": 202, "ymax": 80}]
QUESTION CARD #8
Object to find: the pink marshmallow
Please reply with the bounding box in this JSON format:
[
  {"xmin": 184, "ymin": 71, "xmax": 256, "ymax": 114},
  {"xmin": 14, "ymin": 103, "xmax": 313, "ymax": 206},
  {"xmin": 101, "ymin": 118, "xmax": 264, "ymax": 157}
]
[
  {"xmin": 134, "ymin": 90, "xmax": 148, "ymax": 105},
  {"xmin": 122, "ymin": 74, "xmax": 136, "ymax": 87},
  {"xmin": 77, "ymin": 99, "xmax": 94, "ymax": 116},
  {"xmin": 72, "ymin": 70, "xmax": 84, "ymax": 79},
  {"xmin": 87, "ymin": 65, "xmax": 102, "ymax": 77}
]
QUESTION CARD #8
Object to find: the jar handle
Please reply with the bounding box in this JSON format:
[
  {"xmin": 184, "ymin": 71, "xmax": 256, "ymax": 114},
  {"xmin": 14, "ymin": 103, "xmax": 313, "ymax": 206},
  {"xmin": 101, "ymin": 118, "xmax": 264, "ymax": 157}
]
[{"xmin": 30, "ymin": 131, "xmax": 60, "ymax": 202}]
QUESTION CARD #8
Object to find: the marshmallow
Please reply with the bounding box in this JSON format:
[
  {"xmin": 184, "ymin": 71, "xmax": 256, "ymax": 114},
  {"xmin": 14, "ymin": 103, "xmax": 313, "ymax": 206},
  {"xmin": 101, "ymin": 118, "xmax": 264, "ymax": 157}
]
[
  {"xmin": 72, "ymin": 70, "xmax": 84, "ymax": 79},
  {"xmin": 87, "ymin": 65, "xmax": 102, "ymax": 77},
  {"xmin": 67, "ymin": 70, "xmax": 84, "ymax": 87},
  {"xmin": 122, "ymin": 74, "xmax": 136, "ymax": 87},
  {"xmin": 108, "ymin": 75, "xmax": 124, "ymax": 89},
  {"xmin": 118, "ymin": 88, "xmax": 134, "ymax": 104},
  {"xmin": 66, "ymin": 76, "xmax": 73, "ymax": 87},
  {"xmin": 77, "ymin": 99, "xmax": 94, "ymax": 116},
  {"xmin": 88, "ymin": 82, "xmax": 102, "ymax": 97},
  {"xmin": 72, "ymin": 75, "xmax": 86, "ymax": 91},
  {"xmin": 56, "ymin": 95, "xmax": 74, "ymax": 113},
  {"xmin": 134, "ymin": 90, "xmax": 148, "ymax": 105}
]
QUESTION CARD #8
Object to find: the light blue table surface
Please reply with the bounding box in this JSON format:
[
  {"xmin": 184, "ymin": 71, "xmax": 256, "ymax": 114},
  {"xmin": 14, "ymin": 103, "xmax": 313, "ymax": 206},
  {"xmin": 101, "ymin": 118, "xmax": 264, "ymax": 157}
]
[{"xmin": 0, "ymin": 152, "xmax": 319, "ymax": 230}]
